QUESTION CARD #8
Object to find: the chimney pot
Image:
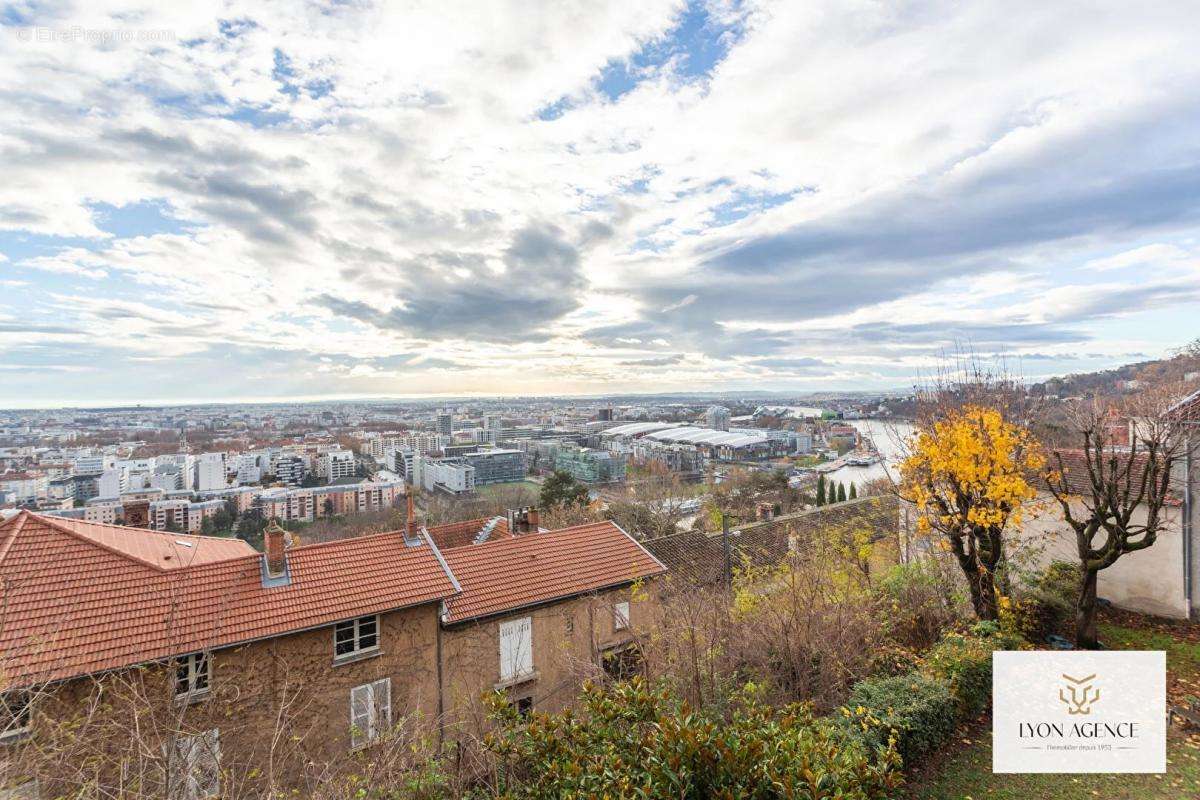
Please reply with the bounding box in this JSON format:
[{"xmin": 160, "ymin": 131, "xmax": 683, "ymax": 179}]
[{"xmin": 528, "ymin": 507, "xmax": 540, "ymax": 531}]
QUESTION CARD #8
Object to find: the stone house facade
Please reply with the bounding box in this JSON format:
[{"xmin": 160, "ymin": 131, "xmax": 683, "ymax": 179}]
[{"xmin": 0, "ymin": 510, "xmax": 665, "ymax": 798}]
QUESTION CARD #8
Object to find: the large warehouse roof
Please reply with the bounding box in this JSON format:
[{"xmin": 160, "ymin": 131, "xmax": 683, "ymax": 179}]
[
  {"xmin": 602, "ymin": 422, "xmax": 679, "ymax": 436},
  {"xmin": 645, "ymin": 426, "xmax": 771, "ymax": 448}
]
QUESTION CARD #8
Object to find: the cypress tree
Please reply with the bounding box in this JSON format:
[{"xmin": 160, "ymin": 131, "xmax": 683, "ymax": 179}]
[
  {"xmin": 849, "ymin": 482, "xmax": 858, "ymax": 500},
  {"xmin": 816, "ymin": 474, "xmax": 826, "ymax": 506},
  {"xmin": 836, "ymin": 482, "xmax": 847, "ymax": 502}
]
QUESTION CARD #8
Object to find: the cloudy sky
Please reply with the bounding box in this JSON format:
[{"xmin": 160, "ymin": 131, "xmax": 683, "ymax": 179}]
[{"xmin": 2, "ymin": 1, "xmax": 1199, "ymax": 407}]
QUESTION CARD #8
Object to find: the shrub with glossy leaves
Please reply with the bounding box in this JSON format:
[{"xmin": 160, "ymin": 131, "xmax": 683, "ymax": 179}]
[{"xmin": 484, "ymin": 679, "xmax": 902, "ymax": 800}]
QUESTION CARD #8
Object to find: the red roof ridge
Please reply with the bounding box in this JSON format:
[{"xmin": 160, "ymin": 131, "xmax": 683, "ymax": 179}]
[
  {"xmin": 0, "ymin": 510, "xmax": 30, "ymax": 565},
  {"xmin": 441, "ymin": 518, "xmax": 622, "ymax": 555},
  {"xmin": 30, "ymin": 514, "xmax": 252, "ymax": 572},
  {"xmin": 284, "ymin": 525, "xmax": 413, "ymax": 554},
  {"xmin": 34, "ymin": 512, "xmax": 247, "ymax": 543},
  {"xmin": 441, "ymin": 518, "xmax": 667, "ymax": 623}
]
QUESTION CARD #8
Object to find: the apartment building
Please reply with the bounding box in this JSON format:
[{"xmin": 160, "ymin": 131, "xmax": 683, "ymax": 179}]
[
  {"xmin": 194, "ymin": 453, "xmax": 227, "ymax": 492},
  {"xmin": 420, "ymin": 458, "xmax": 475, "ymax": 494},
  {"xmin": 81, "ymin": 500, "xmax": 120, "ymax": 525},
  {"xmin": 272, "ymin": 455, "xmax": 307, "ymax": 487},
  {"xmin": 311, "ymin": 480, "xmax": 402, "ymax": 518},
  {"xmin": 148, "ymin": 498, "xmax": 225, "ymax": 533},
  {"xmin": 0, "ymin": 511, "xmax": 665, "ymax": 797},
  {"xmin": 72, "ymin": 454, "xmax": 116, "ymax": 476},
  {"xmin": 460, "ymin": 448, "xmax": 526, "ymax": 485},
  {"xmin": 317, "ymin": 449, "xmax": 355, "ymax": 482},
  {"xmin": 0, "ymin": 472, "xmax": 48, "ymax": 503},
  {"xmin": 96, "ymin": 468, "xmax": 125, "ymax": 499},
  {"xmin": 258, "ymin": 487, "xmax": 315, "ymax": 522},
  {"xmin": 554, "ymin": 445, "xmax": 626, "ymax": 484}
]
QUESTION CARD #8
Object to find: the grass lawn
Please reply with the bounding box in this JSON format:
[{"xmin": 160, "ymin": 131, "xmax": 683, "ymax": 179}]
[
  {"xmin": 476, "ymin": 480, "xmax": 542, "ymax": 498},
  {"xmin": 907, "ymin": 610, "xmax": 1200, "ymax": 799},
  {"xmin": 909, "ymin": 727, "xmax": 1200, "ymax": 799}
]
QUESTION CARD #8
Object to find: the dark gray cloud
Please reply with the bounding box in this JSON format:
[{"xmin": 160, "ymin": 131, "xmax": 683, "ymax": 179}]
[
  {"xmin": 313, "ymin": 222, "xmax": 588, "ymax": 343},
  {"xmin": 617, "ymin": 354, "xmax": 684, "ymax": 367},
  {"xmin": 156, "ymin": 170, "xmax": 319, "ymax": 247}
]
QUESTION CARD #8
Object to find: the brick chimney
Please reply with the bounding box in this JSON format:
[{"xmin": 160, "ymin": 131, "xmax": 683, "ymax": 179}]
[
  {"xmin": 527, "ymin": 507, "xmax": 540, "ymax": 531},
  {"xmin": 264, "ymin": 518, "xmax": 287, "ymax": 577},
  {"xmin": 406, "ymin": 492, "xmax": 416, "ymax": 538}
]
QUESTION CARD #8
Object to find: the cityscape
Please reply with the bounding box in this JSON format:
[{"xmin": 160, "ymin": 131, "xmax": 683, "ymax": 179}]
[
  {"xmin": 3, "ymin": 2, "xmax": 1200, "ymax": 799},
  {"xmin": 0, "ymin": 392, "xmax": 904, "ymax": 532}
]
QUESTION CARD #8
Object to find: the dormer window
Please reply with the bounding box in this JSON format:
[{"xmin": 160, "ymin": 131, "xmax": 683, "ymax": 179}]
[
  {"xmin": 334, "ymin": 615, "xmax": 379, "ymax": 660},
  {"xmin": 175, "ymin": 652, "xmax": 211, "ymax": 699}
]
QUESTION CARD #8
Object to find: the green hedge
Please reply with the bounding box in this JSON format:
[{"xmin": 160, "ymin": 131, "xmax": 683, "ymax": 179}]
[
  {"xmin": 845, "ymin": 624, "xmax": 1027, "ymax": 769},
  {"xmin": 487, "ymin": 679, "xmax": 903, "ymax": 799},
  {"xmin": 922, "ymin": 621, "xmax": 1023, "ymax": 716},
  {"xmin": 843, "ymin": 672, "xmax": 957, "ymax": 768}
]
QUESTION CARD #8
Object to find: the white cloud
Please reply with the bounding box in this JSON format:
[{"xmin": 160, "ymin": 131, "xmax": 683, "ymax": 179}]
[{"xmin": 1, "ymin": 0, "xmax": 1199, "ymax": 401}]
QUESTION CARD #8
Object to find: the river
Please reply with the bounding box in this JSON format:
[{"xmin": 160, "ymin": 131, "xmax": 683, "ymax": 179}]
[{"xmin": 823, "ymin": 419, "xmax": 915, "ymax": 491}]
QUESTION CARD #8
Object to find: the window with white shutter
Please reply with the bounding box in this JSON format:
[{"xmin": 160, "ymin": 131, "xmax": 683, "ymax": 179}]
[
  {"xmin": 499, "ymin": 616, "xmax": 533, "ymax": 682},
  {"xmin": 349, "ymin": 678, "xmax": 392, "ymax": 749},
  {"xmin": 168, "ymin": 729, "xmax": 220, "ymax": 800},
  {"xmin": 613, "ymin": 601, "xmax": 630, "ymax": 632}
]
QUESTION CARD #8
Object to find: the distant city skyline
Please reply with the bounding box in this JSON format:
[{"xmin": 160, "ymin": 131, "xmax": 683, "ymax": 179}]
[{"xmin": 3, "ymin": 1, "xmax": 1199, "ymax": 406}]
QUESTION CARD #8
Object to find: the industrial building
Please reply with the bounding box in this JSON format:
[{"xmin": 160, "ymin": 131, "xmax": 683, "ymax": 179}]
[{"xmin": 601, "ymin": 423, "xmax": 793, "ymax": 462}]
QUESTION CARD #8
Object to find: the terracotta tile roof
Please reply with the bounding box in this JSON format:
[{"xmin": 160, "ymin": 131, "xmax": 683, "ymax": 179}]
[
  {"xmin": 1043, "ymin": 449, "xmax": 1181, "ymax": 505},
  {"xmin": 0, "ymin": 511, "xmax": 459, "ymax": 688},
  {"xmin": 424, "ymin": 516, "xmax": 513, "ymax": 550},
  {"xmin": 34, "ymin": 515, "xmax": 257, "ymax": 569},
  {"xmin": 440, "ymin": 520, "xmax": 666, "ymax": 624}
]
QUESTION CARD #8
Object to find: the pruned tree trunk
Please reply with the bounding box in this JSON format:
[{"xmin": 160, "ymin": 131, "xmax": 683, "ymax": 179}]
[
  {"xmin": 1076, "ymin": 568, "xmax": 1100, "ymax": 650},
  {"xmin": 957, "ymin": 558, "xmax": 1000, "ymax": 621}
]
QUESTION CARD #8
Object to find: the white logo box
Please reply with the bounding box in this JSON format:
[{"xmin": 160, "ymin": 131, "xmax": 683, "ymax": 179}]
[{"xmin": 993, "ymin": 651, "xmax": 1165, "ymax": 774}]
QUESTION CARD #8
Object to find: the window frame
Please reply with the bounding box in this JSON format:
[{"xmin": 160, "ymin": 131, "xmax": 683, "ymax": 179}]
[
  {"xmin": 167, "ymin": 728, "xmax": 221, "ymax": 800},
  {"xmin": 498, "ymin": 616, "xmax": 534, "ymax": 683},
  {"xmin": 333, "ymin": 614, "xmax": 380, "ymax": 662},
  {"xmin": 349, "ymin": 678, "xmax": 392, "ymax": 750},
  {"xmin": 613, "ymin": 601, "xmax": 631, "ymax": 632},
  {"xmin": 0, "ymin": 691, "xmax": 32, "ymax": 742},
  {"xmin": 174, "ymin": 652, "xmax": 211, "ymax": 700}
]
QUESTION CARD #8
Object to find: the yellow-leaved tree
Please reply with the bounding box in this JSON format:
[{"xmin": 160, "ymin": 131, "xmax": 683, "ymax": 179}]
[{"xmin": 899, "ymin": 404, "xmax": 1044, "ymax": 620}]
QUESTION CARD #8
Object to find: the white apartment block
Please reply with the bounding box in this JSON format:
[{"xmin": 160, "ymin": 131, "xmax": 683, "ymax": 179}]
[
  {"xmin": 0, "ymin": 472, "xmax": 48, "ymax": 502},
  {"xmin": 317, "ymin": 449, "xmax": 356, "ymax": 482},
  {"xmin": 362, "ymin": 433, "xmax": 446, "ymax": 459},
  {"xmin": 149, "ymin": 498, "xmax": 225, "ymax": 533},
  {"xmin": 194, "ymin": 453, "xmax": 227, "ymax": 492},
  {"xmin": 73, "ymin": 454, "xmax": 117, "ymax": 475},
  {"xmin": 97, "ymin": 468, "xmax": 126, "ymax": 499},
  {"xmin": 420, "ymin": 458, "xmax": 475, "ymax": 494}
]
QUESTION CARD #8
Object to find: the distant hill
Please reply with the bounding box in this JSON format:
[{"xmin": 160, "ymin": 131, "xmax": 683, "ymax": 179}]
[{"xmin": 1032, "ymin": 340, "xmax": 1200, "ymax": 398}]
